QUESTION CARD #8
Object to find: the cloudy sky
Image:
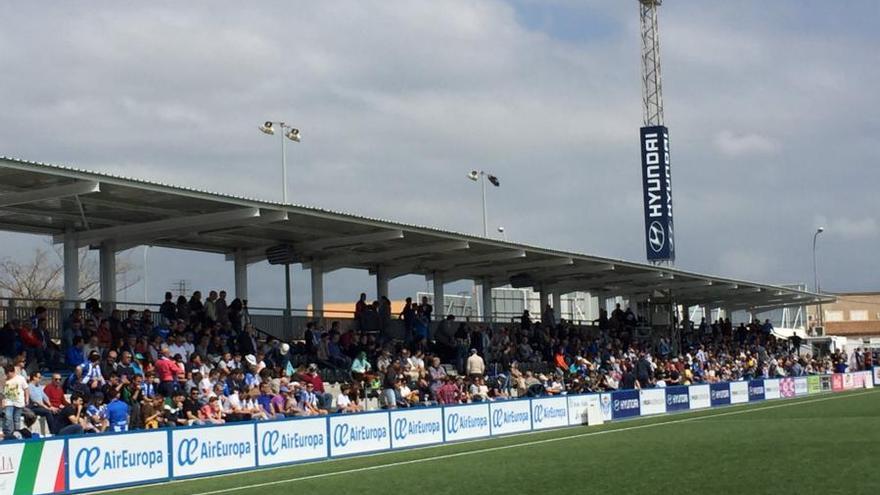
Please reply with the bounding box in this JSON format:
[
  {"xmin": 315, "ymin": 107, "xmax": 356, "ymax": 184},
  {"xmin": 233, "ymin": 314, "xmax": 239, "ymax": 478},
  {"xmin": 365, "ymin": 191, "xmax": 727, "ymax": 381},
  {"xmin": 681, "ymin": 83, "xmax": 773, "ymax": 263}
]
[{"xmin": 0, "ymin": 1, "xmax": 877, "ymax": 308}]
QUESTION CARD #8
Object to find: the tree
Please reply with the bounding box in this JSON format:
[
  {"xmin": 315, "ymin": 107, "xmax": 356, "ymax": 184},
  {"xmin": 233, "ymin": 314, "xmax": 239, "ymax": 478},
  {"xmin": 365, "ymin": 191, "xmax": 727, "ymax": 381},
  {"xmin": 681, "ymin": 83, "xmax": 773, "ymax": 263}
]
[{"xmin": 0, "ymin": 241, "xmax": 140, "ymax": 304}]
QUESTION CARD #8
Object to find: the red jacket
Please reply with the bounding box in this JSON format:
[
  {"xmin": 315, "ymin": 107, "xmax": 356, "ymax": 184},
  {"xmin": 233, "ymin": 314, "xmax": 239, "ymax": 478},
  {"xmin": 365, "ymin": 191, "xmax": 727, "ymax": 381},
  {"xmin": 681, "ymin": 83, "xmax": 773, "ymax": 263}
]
[{"xmin": 19, "ymin": 327, "xmax": 42, "ymax": 348}]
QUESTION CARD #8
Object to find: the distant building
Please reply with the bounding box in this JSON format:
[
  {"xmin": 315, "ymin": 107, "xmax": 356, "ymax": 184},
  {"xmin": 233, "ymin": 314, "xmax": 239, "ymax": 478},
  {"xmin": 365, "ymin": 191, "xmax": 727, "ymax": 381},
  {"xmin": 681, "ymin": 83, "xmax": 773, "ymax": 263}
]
[{"xmin": 807, "ymin": 292, "xmax": 880, "ymax": 338}]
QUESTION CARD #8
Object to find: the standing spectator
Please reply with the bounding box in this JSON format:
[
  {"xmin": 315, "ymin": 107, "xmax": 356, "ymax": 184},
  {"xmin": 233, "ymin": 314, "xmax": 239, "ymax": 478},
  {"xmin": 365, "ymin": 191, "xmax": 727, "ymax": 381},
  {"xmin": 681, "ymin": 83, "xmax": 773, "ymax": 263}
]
[
  {"xmin": 3, "ymin": 364, "xmax": 29, "ymax": 438},
  {"xmin": 355, "ymin": 293, "xmax": 368, "ymax": 331},
  {"xmin": 155, "ymin": 347, "xmax": 181, "ymax": 397},
  {"xmin": 204, "ymin": 290, "xmax": 219, "ymax": 325},
  {"xmin": 400, "ymin": 297, "xmax": 415, "ymax": 343},
  {"xmin": 466, "ymin": 349, "xmax": 485, "ymax": 379},
  {"xmin": 216, "ymin": 291, "xmax": 229, "ymax": 326},
  {"xmin": 159, "ymin": 292, "xmax": 177, "ymax": 324}
]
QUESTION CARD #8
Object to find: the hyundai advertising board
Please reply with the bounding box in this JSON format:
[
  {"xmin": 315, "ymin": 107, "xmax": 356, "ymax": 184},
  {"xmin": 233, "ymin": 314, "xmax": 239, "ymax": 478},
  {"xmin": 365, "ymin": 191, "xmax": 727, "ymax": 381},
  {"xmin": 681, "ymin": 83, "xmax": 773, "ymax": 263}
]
[
  {"xmin": 611, "ymin": 389, "xmax": 641, "ymax": 419},
  {"xmin": 640, "ymin": 125, "xmax": 675, "ymax": 262},
  {"xmin": 709, "ymin": 383, "xmax": 731, "ymax": 407},
  {"xmin": 256, "ymin": 417, "xmax": 328, "ymax": 467},
  {"xmin": 664, "ymin": 386, "xmax": 690, "ymax": 412},
  {"xmin": 748, "ymin": 380, "xmax": 766, "ymax": 402}
]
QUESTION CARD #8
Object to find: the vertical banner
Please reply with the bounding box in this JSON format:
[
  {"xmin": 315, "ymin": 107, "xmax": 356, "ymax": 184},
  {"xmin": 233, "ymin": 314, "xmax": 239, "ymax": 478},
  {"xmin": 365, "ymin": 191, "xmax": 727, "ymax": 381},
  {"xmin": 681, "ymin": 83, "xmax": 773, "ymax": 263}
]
[
  {"xmin": 843, "ymin": 373, "xmax": 854, "ymax": 390},
  {"xmin": 530, "ymin": 397, "xmax": 569, "ymax": 430},
  {"xmin": 389, "ymin": 408, "xmax": 444, "ymax": 449},
  {"xmin": 256, "ymin": 417, "xmax": 328, "ymax": 467},
  {"xmin": 639, "ymin": 389, "xmax": 667, "ymax": 416},
  {"xmin": 443, "ymin": 404, "xmax": 490, "ymax": 442},
  {"xmin": 709, "ymin": 383, "xmax": 731, "ymax": 406},
  {"xmin": 489, "ymin": 400, "xmax": 532, "ymax": 435},
  {"xmin": 171, "ymin": 423, "xmax": 255, "ymax": 478},
  {"xmin": 831, "ymin": 374, "xmax": 843, "ymax": 392},
  {"xmin": 69, "ymin": 431, "xmax": 168, "ymax": 491},
  {"xmin": 794, "ymin": 377, "xmax": 809, "ymax": 396},
  {"xmin": 820, "ymin": 375, "xmax": 832, "ymax": 392},
  {"xmin": 748, "ymin": 380, "xmax": 765, "ymax": 402},
  {"xmin": 329, "ymin": 412, "xmax": 390, "ymax": 457},
  {"xmin": 729, "ymin": 381, "xmax": 749, "ymax": 404},
  {"xmin": 664, "ymin": 386, "xmax": 690, "ymax": 412},
  {"xmin": 599, "ymin": 393, "xmax": 614, "ymax": 422},
  {"xmin": 640, "ymin": 125, "xmax": 675, "ymax": 262},
  {"xmin": 0, "ymin": 439, "xmax": 65, "ymax": 495},
  {"xmin": 611, "ymin": 389, "xmax": 641, "ymax": 419},
  {"xmin": 874, "ymin": 367, "xmax": 880, "ymax": 387},
  {"xmin": 688, "ymin": 384, "xmax": 711, "ymax": 409}
]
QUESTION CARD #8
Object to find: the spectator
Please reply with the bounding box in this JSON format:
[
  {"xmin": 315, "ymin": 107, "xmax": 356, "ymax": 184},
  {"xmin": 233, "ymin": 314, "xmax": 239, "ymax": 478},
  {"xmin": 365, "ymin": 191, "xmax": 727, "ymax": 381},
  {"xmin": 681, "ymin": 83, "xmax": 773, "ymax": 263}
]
[{"xmin": 466, "ymin": 349, "xmax": 485, "ymax": 379}]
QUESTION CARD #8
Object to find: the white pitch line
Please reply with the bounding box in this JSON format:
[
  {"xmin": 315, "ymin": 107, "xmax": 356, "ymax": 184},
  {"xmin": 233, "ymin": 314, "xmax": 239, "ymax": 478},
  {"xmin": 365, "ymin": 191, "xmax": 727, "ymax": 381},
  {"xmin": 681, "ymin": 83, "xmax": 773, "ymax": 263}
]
[{"xmin": 188, "ymin": 390, "xmax": 874, "ymax": 495}]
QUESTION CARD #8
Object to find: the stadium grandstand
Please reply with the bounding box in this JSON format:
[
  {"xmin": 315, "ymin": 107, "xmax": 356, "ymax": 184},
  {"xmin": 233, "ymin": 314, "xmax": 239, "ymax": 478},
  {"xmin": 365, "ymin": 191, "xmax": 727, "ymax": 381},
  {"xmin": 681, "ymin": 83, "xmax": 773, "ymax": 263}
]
[{"xmin": 1, "ymin": 156, "xmax": 875, "ymax": 495}]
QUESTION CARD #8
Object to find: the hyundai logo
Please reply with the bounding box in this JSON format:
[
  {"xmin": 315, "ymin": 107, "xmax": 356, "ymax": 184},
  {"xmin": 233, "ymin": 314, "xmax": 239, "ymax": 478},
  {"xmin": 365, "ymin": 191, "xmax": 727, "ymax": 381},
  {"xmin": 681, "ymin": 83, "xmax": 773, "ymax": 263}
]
[
  {"xmin": 262, "ymin": 430, "xmax": 280, "ymax": 457},
  {"xmin": 333, "ymin": 424, "xmax": 350, "ymax": 447},
  {"xmin": 648, "ymin": 221, "xmax": 665, "ymax": 253},
  {"xmin": 74, "ymin": 447, "xmax": 101, "ymax": 478},
  {"xmin": 177, "ymin": 438, "xmax": 200, "ymax": 466}
]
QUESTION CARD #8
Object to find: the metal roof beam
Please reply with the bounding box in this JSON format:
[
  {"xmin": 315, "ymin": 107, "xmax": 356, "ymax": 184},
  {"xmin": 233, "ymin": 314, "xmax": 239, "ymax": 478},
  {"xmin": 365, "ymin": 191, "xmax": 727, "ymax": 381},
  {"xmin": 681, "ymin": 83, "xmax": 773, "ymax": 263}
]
[
  {"xmin": 57, "ymin": 207, "xmax": 264, "ymax": 247},
  {"xmin": 320, "ymin": 241, "xmax": 470, "ymax": 272},
  {"xmin": 297, "ymin": 230, "xmax": 404, "ymax": 252},
  {"xmin": 442, "ymin": 256, "xmax": 573, "ymax": 282},
  {"xmin": 0, "ymin": 180, "xmax": 100, "ymax": 207}
]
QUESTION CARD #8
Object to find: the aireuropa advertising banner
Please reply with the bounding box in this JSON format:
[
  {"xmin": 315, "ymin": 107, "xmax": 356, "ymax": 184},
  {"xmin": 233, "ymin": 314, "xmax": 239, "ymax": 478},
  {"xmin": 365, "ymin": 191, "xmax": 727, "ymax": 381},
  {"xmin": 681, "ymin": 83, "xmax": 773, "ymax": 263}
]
[
  {"xmin": 709, "ymin": 383, "xmax": 731, "ymax": 406},
  {"xmin": 611, "ymin": 389, "xmax": 641, "ymax": 419},
  {"xmin": 488, "ymin": 400, "xmax": 531, "ymax": 435},
  {"xmin": 567, "ymin": 394, "xmax": 601, "ymax": 426},
  {"xmin": 665, "ymin": 386, "xmax": 690, "ymax": 412},
  {"xmin": 779, "ymin": 378, "xmax": 795, "ymax": 398},
  {"xmin": 444, "ymin": 403, "xmax": 490, "ymax": 442},
  {"xmin": 639, "ymin": 388, "xmax": 666, "ymax": 416},
  {"xmin": 807, "ymin": 376, "xmax": 821, "ymax": 395},
  {"xmin": 172, "ymin": 423, "xmax": 255, "ymax": 478},
  {"xmin": 688, "ymin": 384, "xmax": 711, "ymax": 409},
  {"xmin": 748, "ymin": 380, "xmax": 765, "ymax": 402},
  {"xmin": 531, "ymin": 397, "xmax": 569, "ymax": 430},
  {"xmin": 764, "ymin": 379, "xmax": 781, "ymax": 399},
  {"xmin": 389, "ymin": 408, "xmax": 443, "ymax": 449},
  {"xmin": 640, "ymin": 125, "xmax": 675, "ymax": 262},
  {"xmin": 257, "ymin": 417, "xmax": 327, "ymax": 467},
  {"xmin": 794, "ymin": 377, "xmax": 808, "ymax": 396},
  {"xmin": 329, "ymin": 412, "xmax": 390, "ymax": 457},
  {"xmin": 729, "ymin": 381, "xmax": 749, "ymax": 404},
  {"xmin": 0, "ymin": 439, "xmax": 65, "ymax": 495},
  {"xmin": 69, "ymin": 430, "xmax": 167, "ymax": 491},
  {"xmin": 599, "ymin": 393, "xmax": 613, "ymax": 422},
  {"xmin": 831, "ymin": 374, "xmax": 844, "ymax": 392}
]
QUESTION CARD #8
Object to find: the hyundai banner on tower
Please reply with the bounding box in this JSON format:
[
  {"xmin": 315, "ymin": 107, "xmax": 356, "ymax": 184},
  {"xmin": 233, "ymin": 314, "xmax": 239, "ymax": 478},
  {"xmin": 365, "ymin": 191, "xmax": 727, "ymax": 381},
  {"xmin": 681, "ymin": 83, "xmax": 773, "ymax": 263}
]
[{"xmin": 640, "ymin": 125, "xmax": 674, "ymax": 262}]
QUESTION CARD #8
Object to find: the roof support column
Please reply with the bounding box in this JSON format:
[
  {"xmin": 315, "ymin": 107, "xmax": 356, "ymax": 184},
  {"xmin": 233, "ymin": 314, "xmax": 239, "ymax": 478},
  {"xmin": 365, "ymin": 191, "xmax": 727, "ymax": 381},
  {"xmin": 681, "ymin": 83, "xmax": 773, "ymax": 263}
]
[
  {"xmin": 538, "ymin": 287, "xmax": 549, "ymax": 323},
  {"xmin": 551, "ymin": 290, "xmax": 562, "ymax": 324},
  {"xmin": 376, "ymin": 265, "xmax": 389, "ymax": 300},
  {"xmin": 99, "ymin": 241, "xmax": 117, "ymax": 312},
  {"xmin": 432, "ymin": 272, "xmax": 445, "ymax": 319},
  {"xmin": 481, "ymin": 278, "xmax": 493, "ymax": 323},
  {"xmin": 63, "ymin": 228, "xmax": 79, "ymax": 315},
  {"xmin": 311, "ymin": 261, "xmax": 324, "ymax": 322},
  {"xmin": 233, "ymin": 250, "xmax": 249, "ymax": 301}
]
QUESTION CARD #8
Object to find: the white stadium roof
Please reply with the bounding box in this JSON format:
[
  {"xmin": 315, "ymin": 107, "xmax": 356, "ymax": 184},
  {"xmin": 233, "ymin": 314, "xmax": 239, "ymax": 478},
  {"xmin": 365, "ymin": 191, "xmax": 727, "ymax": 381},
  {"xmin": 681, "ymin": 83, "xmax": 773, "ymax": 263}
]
[{"xmin": 0, "ymin": 156, "xmax": 833, "ymax": 312}]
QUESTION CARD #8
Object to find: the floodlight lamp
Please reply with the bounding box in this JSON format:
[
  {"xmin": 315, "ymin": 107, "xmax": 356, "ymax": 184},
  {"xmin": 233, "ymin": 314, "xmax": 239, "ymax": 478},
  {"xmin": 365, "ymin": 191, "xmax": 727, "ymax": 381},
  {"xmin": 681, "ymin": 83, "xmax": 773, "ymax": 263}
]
[
  {"xmin": 467, "ymin": 170, "xmax": 479, "ymax": 181},
  {"xmin": 285, "ymin": 128, "xmax": 301, "ymax": 142},
  {"xmin": 816, "ymin": 227, "xmax": 824, "ymax": 233},
  {"xmin": 259, "ymin": 121, "xmax": 275, "ymax": 135},
  {"xmin": 487, "ymin": 174, "xmax": 500, "ymax": 187}
]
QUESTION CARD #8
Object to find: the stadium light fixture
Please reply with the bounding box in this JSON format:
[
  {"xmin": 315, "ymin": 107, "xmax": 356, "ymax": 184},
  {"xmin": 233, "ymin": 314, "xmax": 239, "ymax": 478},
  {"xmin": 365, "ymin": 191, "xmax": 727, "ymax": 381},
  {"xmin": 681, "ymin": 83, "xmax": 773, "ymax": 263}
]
[
  {"xmin": 466, "ymin": 170, "xmax": 500, "ymax": 237},
  {"xmin": 259, "ymin": 120, "xmax": 301, "ymax": 203}
]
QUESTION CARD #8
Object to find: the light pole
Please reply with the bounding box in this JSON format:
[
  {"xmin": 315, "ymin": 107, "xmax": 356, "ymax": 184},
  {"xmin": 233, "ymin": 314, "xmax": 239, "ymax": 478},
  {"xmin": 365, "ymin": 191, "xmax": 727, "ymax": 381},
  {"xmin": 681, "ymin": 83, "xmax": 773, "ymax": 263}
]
[
  {"xmin": 467, "ymin": 170, "xmax": 500, "ymax": 237},
  {"xmin": 812, "ymin": 226, "xmax": 824, "ymax": 328},
  {"xmin": 259, "ymin": 121, "xmax": 301, "ymax": 203}
]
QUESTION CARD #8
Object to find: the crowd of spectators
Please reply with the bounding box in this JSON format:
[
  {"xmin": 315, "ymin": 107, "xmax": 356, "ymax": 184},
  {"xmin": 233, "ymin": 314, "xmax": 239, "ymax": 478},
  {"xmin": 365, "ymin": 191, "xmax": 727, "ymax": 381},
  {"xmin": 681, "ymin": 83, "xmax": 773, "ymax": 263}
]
[{"xmin": 0, "ymin": 292, "xmax": 875, "ymax": 441}]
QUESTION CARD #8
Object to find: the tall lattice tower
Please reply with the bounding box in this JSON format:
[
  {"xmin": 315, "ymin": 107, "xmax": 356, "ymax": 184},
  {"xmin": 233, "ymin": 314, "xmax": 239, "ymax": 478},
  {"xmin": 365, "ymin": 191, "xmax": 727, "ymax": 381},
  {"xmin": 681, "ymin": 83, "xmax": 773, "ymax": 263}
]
[
  {"xmin": 639, "ymin": 0, "xmax": 664, "ymax": 126},
  {"xmin": 637, "ymin": 0, "xmax": 674, "ymax": 265}
]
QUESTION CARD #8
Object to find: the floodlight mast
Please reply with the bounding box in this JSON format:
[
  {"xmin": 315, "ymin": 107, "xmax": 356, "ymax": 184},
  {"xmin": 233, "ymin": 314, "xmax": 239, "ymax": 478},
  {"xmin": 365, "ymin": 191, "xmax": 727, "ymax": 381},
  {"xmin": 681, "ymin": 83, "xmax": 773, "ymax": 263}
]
[{"xmin": 640, "ymin": 0, "xmax": 664, "ymax": 126}]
